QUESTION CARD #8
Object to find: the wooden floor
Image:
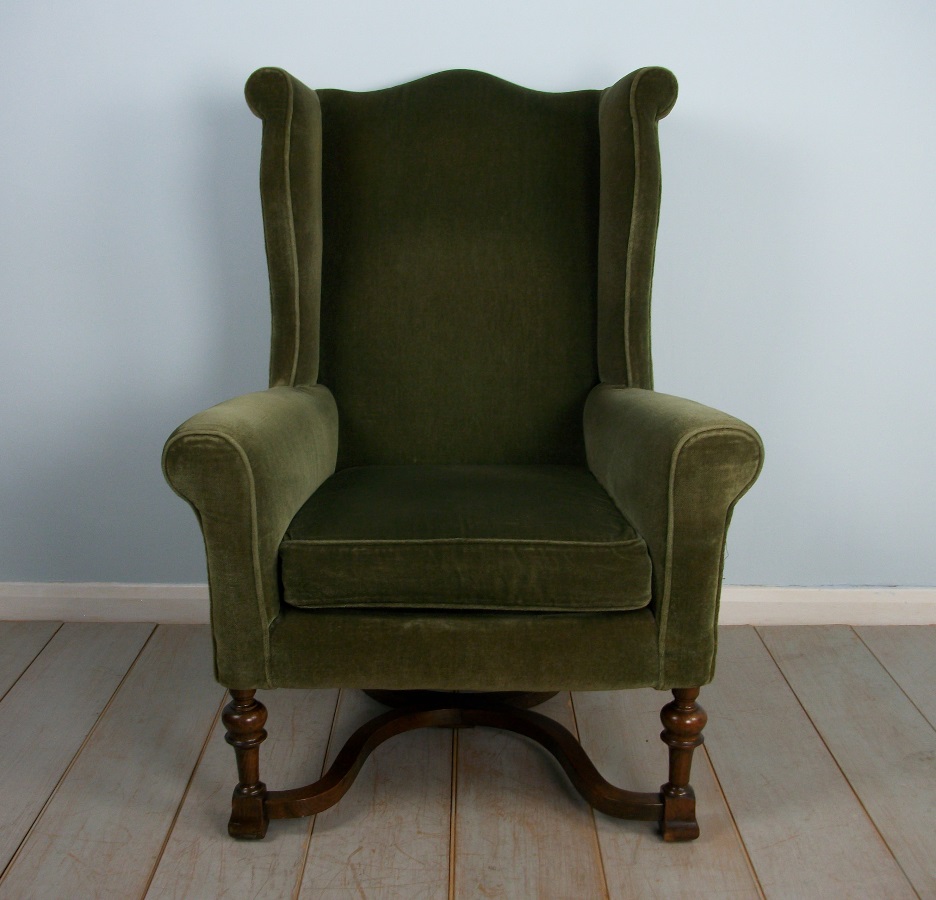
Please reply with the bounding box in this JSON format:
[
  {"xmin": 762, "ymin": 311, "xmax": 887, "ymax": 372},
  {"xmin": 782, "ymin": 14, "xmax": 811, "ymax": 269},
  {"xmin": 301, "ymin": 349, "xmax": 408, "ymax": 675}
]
[{"xmin": 0, "ymin": 624, "xmax": 932, "ymax": 899}]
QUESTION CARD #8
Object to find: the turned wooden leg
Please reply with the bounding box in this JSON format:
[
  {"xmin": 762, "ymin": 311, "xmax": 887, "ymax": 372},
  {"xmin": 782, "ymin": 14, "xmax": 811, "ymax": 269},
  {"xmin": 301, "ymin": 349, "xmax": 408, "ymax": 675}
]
[
  {"xmin": 659, "ymin": 687, "xmax": 706, "ymax": 841},
  {"xmin": 223, "ymin": 689, "xmax": 269, "ymax": 839}
]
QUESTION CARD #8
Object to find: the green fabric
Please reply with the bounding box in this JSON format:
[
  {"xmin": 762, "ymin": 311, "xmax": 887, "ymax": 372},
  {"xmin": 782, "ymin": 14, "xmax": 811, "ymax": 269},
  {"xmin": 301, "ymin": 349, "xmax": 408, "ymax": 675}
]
[
  {"xmin": 245, "ymin": 68, "xmax": 325, "ymax": 387},
  {"xmin": 280, "ymin": 465, "xmax": 651, "ymax": 612},
  {"xmin": 584, "ymin": 386, "xmax": 764, "ymax": 687},
  {"xmin": 162, "ymin": 385, "xmax": 338, "ymax": 686},
  {"xmin": 269, "ymin": 605, "xmax": 659, "ymax": 691},
  {"xmin": 316, "ymin": 71, "xmax": 601, "ymax": 466},
  {"xmin": 597, "ymin": 69, "xmax": 677, "ymax": 388}
]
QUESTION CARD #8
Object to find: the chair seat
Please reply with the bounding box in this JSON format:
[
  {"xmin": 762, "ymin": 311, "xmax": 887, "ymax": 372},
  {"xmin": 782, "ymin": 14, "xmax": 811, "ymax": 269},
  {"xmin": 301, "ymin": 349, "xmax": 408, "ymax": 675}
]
[{"xmin": 280, "ymin": 465, "xmax": 652, "ymax": 613}]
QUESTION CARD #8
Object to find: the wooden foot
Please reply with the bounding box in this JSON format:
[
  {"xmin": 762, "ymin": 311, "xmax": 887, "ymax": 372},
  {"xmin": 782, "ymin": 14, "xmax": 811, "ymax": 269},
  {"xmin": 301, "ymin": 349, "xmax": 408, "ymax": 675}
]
[
  {"xmin": 659, "ymin": 687, "xmax": 706, "ymax": 841},
  {"xmin": 223, "ymin": 689, "xmax": 269, "ymax": 839}
]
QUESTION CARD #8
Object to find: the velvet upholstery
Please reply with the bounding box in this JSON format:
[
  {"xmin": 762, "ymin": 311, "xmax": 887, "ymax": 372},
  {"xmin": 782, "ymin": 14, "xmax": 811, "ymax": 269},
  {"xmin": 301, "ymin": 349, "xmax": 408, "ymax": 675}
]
[
  {"xmin": 269, "ymin": 606, "xmax": 660, "ymax": 691},
  {"xmin": 163, "ymin": 385, "xmax": 338, "ymax": 685},
  {"xmin": 597, "ymin": 68, "xmax": 677, "ymax": 387},
  {"xmin": 281, "ymin": 465, "xmax": 651, "ymax": 612},
  {"xmin": 584, "ymin": 386, "xmax": 763, "ymax": 685},
  {"xmin": 315, "ymin": 73, "xmax": 600, "ymax": 467},
  {"xmin": 163, "ymin": 66, "xmax": 764, "ymax": 693}
]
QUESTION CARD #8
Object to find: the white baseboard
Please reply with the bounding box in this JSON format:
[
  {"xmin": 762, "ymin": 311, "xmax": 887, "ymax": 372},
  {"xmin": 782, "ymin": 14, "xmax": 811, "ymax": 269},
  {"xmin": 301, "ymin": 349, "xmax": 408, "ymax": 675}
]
[
  {"xmin": 717, "ymin": 586, "xmax": 936, "ymax": 625},
  {"xmin": 0, "ymin": 583, "xmax": 211, "ymax": 624},
  {"xmin": 0, "ymin": 583, "xmax": 933, "ymax": 626}
]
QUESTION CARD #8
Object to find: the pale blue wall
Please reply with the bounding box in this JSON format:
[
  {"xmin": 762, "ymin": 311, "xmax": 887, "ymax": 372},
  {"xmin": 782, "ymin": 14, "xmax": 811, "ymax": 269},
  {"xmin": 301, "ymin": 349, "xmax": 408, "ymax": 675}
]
[{"xmin": 1, "ymin": 1, "xmax": 934, "ymax": 585}]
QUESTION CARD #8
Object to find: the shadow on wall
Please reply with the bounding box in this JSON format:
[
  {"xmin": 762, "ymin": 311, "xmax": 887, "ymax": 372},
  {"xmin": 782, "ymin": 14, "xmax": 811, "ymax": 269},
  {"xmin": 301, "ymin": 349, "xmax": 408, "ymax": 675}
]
[{"xmin": 1, "ymin": 92, "xmax": 272, "ymax": 582}]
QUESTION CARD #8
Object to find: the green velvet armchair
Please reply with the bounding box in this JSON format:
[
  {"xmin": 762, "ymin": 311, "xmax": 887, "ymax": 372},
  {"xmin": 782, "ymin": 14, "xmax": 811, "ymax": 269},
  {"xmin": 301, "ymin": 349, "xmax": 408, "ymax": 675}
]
[{"xmin": 163, "ymin": 66, "xmax": 763, "ymax": 842}]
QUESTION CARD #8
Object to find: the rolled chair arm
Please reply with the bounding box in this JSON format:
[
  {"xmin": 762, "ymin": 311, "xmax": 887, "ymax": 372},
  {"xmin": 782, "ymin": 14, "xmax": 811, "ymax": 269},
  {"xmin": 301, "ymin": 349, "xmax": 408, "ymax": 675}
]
[
  {"xmin": 584, "ymin": 385, "xmax": 764, "ymax": 687},
  {"xmin": 162, "ymin": 385, "xmax": 339, "ymax": 687}
]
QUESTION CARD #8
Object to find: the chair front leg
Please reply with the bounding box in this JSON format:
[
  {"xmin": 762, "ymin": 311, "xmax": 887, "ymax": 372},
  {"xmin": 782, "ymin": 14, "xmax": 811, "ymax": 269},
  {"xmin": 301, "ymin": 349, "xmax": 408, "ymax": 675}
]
[
  {"xmin": 223, "ymin": 689, "xmax": 269, "ymax": 839},
  {"xmin": 659, "ymin": 687, "xmax": 706, "ymax": 841}
]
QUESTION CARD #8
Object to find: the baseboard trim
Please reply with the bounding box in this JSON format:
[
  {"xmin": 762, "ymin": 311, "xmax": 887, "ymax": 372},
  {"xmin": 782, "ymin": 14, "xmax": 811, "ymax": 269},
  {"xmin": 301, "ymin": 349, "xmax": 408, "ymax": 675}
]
[
  {"xmin": 717, "ymin": 586, "xmax": 936, "ymax": 625},
  {"xmin": 0, "ymin": 583, "xmax": 933, "ymax": 626},
  {"xmin": 0, "ymin": 583, "xmax": 211, "ymax": 625}
]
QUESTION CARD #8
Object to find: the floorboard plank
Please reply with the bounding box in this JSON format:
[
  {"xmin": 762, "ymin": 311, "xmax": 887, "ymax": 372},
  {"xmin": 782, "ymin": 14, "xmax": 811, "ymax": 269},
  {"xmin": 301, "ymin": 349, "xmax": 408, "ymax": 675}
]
[
  {"xmin": 573, "ymin": 688, "xmax": 761, "ymax": 899},
  {"xmin": 297, "ymin": 690, "xmax": 452, "ymax": 899},
  {"xmin": 0, "ymin": 622, "xmax": 153, "ymax": 876},
  {"xmin": 146, "ymin": 687, "xmax": 339, "ymax": 899},
  {"xmin": 1, "ymin": 624, "xmax": 930, "ymax": 897},
  {"xmin": 855, "ymin": 625, "xmax": 936, "ymax": 728},
  {"xmin": 453, "ymin": 692, "xmax": 607, "ymax": 900},
  {"xmin": 703, "ymin": 627, "xmax": 914, "ymax": 900},
  {"xmin": 0, "ymin": 621, "xmax": 60, "ymax": 699},
  {"xmin": 760, "ymin": 625, "xmax": 936, "ymax": 898},
  {"xmin": 0, "ymin": 625, "xmax": 222, "ymax": 899}
]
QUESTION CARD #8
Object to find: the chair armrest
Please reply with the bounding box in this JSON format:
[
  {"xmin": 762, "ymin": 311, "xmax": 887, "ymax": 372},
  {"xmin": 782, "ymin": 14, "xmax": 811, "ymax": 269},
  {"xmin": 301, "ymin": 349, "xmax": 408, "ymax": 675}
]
[
  {"xmin": 583, "ymin": 385, "xmax": 764, "ymax": 687},
  {"xmin": 162, "ymin": 385, "xmax": 338, "ymax": 687}
]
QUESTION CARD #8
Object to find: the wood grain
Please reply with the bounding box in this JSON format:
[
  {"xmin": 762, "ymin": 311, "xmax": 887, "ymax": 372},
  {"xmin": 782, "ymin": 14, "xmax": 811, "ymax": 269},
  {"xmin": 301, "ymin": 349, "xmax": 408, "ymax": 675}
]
[
  {"xmin": 0, "ymin": 622, "xmax": 153, "ymax": 875},
  {"xmin": 573, "ymin": 687, "xmax": 761, "ymax": 899},
  {"xmin": 704, "ymin": 627, "xmax": 915, "ymax": 899},
  {"xmin": 0, "ymin": 625, "xmax": 221, "ymax": 899},
  {"xmin": 146, "ymin": 688, "xmax": 339, "ymax": 899},
  {"xmin": 453, "ymin": 692, "xmax": 607, "ymax": 899},
  {"xmin": 855, "ymin": 625, "xmax": 936, "ymax": 727},
  {"xmin": 760, "ymin": 625, "xmax": 936, "ymax": 898},
  {"xmin": 296, "ymin": 690, "xmax": 452, "ymax": 899},
  {"xmin": 0, "ymin": 621, "xmax": 60, "ymax": 698}
]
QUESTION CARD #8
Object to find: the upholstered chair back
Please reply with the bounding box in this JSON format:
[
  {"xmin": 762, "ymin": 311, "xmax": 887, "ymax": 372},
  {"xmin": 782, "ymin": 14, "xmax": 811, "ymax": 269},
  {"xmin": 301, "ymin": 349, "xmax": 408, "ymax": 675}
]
[{"xmin": 246, "ymin": 68, "xmax": 676, "ymax": 468}]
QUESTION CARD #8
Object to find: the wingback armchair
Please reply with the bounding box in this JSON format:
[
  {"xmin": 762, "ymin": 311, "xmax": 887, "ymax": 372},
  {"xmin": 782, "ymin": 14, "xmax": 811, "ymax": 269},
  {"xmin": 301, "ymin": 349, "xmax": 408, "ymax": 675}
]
[{"xmin": 163, "ymin": 66, "xmax": 763, "ymax": 842}]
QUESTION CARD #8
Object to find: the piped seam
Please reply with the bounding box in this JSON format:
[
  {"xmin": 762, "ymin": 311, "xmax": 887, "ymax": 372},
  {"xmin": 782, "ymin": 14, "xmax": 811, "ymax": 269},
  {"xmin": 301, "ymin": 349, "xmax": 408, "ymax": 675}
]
[
  {"xmin": 622, "ymin": 67, "xmax": 651, "ymax": 388},
  {"xmin": 279, "ymin": 74, "xmax": 302, "ymax": 387},
  {"xmin": 655, "ymin": 426, "xmax": 764, "ymax": 685},
  {"xmin": 163, "ymin": 428, "xmax": 274, "ymax": 686}
]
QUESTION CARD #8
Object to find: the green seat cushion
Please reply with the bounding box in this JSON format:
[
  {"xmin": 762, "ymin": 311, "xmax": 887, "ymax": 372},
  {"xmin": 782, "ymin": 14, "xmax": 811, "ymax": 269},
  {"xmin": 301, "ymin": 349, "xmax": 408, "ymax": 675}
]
[{"xmin": 280, "ymin": 465, "xmax": 652, "ymax": 613}]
